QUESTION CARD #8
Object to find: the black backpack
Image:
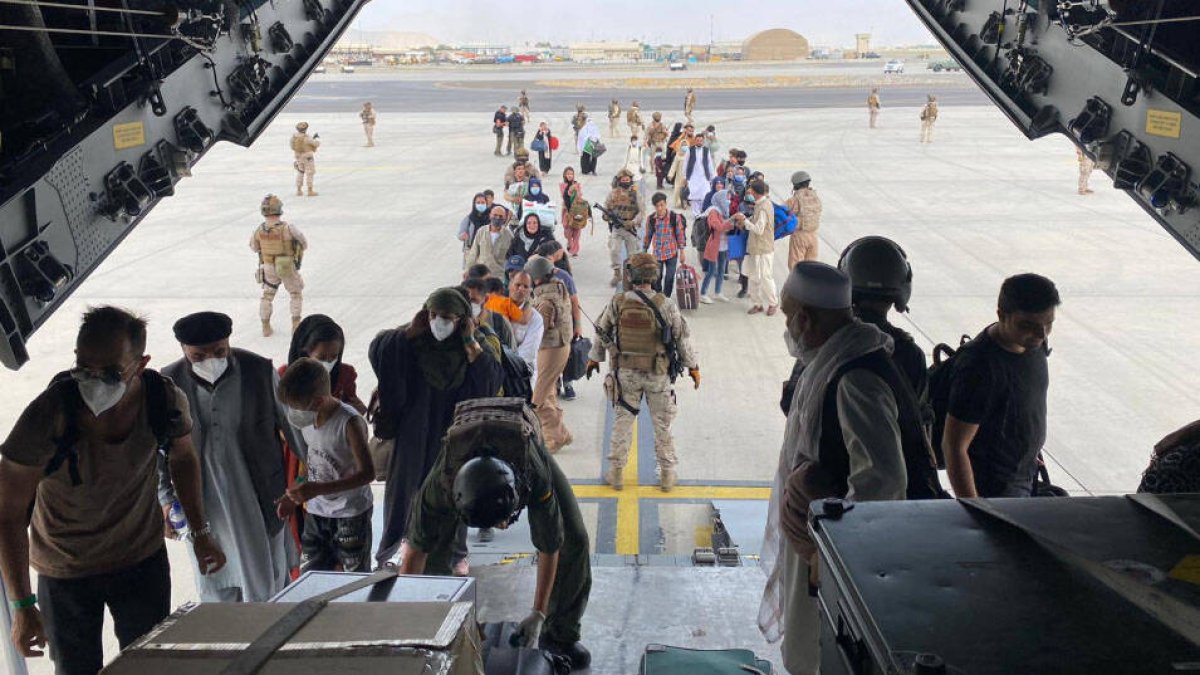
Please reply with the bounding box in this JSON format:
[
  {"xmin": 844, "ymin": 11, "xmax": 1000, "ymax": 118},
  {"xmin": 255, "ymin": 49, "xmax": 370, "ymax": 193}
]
[
  {"xmin": 926, "ymin": 334, "xmax": 972, "ymax": 470},
  {"xmin": 47, "ymin": 369, "xmax": 174, "ymax": 486},
  {"xmin": 691, "ymin": 214, "xmax": 710, "ymax": 253}
]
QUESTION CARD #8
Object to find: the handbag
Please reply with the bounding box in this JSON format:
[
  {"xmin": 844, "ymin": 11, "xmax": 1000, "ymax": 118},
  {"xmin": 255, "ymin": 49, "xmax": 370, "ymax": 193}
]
[
  {"xmin": 727, "ymin": 230, "xmax": 749, "ymax": 259},
  {"xmin": 530, "ymin": 136, "xmax": 547, "ymax": 153},
  {"xmin": 563, "ymin": 336, "xmax": 592, "ymax": 382},
  {"xmin": 592, "ymin": 140, "xmax": 607, "ymax": 157}
]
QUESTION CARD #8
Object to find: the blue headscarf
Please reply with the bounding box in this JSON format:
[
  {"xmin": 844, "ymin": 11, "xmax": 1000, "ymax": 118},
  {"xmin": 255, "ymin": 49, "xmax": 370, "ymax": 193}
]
[
  {"xmin": 701, "ymin": 176, "xmax": 728, "ymax": 211},
  {"xmin": 710, "ymin": 188, "xmax": 731, "ymax": 219},
  {"xmin": 525, "ymin": 176, "xmax": 550, "ymax": 204}
]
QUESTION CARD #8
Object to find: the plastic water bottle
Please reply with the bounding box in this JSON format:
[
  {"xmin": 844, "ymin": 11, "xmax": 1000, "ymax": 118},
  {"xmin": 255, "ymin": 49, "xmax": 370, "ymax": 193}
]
[{"xmin": 169, "ymin": 501, "xmax": 189, "ymax": 538}]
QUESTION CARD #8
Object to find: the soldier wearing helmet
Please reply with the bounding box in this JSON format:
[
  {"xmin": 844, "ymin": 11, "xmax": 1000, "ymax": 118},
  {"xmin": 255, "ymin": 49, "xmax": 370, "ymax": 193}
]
[
  {"xmin": 586, "ymin": 252, "xmax": 699, "ymax": 492},
  {"xmin": 607, "ymin": 99, "xmax": 621, "ymax": 137},
  {"xmin": 867, "ymin": 87, "xmax": 882, "ymax": 128},
  {"xmin": 527, "ymin": 256, "xmax": 575, "ymax": 452},
  {"xmin": 250, "ymin": 195, "xmax": 308, "ymax": 336},
  {"xmin": 786, "ymin": 170, "xmax": 823, "ymax": 269},
  {"xmin": 684, "ymin": 88, "xmax": 697, "ymax": 124},
  {"xmin": 290, "ymin": 121, "xmax": 320, "ymax": 196},
  {"xmin": 626, "ymin": 100, "xmax": 644, "ymax": 139},
  {"xmin": 837, "ymin": 236, "xmax": 927, "ymax": 404},
  {"xmin": 920, "ymin": 94, "xmax": 938, "ymax": 143},
  {"xmin": 401, "ymin": 398, "xmax": 592, "ymax": 670},
  {"xmin": 646, "ymin": 111, "xmax": 669, "ymax": 156},
  {"xmin": 603, "ymin": 168, "xmax": 645, "ymax": 287}
]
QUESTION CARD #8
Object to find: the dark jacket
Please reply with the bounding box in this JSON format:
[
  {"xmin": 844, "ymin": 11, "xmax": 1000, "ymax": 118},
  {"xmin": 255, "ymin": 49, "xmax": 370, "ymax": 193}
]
[
  {"xmin": 507, "ymin": 226, "xmax": 555, "ymax": 261},
  {"xmin": 161, "ymin": 348, "xmax": 291, "ymax": 536}
]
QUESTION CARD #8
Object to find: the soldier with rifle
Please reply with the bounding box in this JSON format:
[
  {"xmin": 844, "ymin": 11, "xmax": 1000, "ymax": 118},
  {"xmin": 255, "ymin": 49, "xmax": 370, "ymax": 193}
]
[
  {"xmin": 250, "ymin": 194, "xmax": 307, "ymax": 336},
  {"xmin": 585, "ymin": 253, "xmax": 699, "ymax": 492},
  {"xmin": 601, "ymin": 169, "xmax": 644, "ymax": 288}
]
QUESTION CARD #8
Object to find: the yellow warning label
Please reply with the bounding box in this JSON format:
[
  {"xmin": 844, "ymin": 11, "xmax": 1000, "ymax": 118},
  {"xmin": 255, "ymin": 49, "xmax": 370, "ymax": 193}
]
[
  {"xmin": 112, "ymin": 122, "xmax": 146, "ymax": 150},
  {"xmin": 1146, "ymin": 109, "xmax": 1183, "ymax": 139},
  {"xmin": 1168, "ymin": 555, "xmax": 1200, "ymax": 585}
]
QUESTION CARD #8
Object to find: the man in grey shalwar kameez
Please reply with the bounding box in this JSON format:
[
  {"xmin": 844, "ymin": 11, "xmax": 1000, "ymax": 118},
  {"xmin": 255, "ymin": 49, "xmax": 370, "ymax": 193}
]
[
  {"xmin": 758, "ymin": 263, "xmax": 908, "ymax": 675},
  {"xmin": 158, "ymin": 312, "xmax": 299, "ymax": 602}
]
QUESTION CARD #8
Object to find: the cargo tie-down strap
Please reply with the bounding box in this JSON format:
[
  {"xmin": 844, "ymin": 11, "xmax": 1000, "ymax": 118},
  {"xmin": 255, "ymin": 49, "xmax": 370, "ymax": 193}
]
[
  {"xmin": 958, "ymin": 496, "xmax": 1200, "ymax": 646},
  {"xmin": 218, "ymin": 566, "xmax": 400, "ymax": 675}
]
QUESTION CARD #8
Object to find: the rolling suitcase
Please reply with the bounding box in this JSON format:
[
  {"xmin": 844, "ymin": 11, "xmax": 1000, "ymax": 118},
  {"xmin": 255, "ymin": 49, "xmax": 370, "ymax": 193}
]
[
  {"xmin": 639, "ymin": 644, "xmax": 772, "ymax": 674},
  {"xmin": 480, "ymin": 622, "xmax": 570, "ymax": 675},
  {"xmin": 675, "ymin": 263, "xmax": 699, "ymax": 310}
]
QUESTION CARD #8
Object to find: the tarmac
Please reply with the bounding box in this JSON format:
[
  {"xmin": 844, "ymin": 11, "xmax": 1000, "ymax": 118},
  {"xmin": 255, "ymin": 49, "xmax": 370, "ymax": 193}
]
[{"xmin": 5, "ymin": 92, "xmax": 1200, "ymax": 672}]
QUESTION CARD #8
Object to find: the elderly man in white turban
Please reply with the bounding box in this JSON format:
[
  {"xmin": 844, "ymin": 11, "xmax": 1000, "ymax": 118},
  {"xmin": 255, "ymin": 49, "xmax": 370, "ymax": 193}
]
[{"xmin": 758, "ymin": 261, "xmax": 916, "ymax": 675}]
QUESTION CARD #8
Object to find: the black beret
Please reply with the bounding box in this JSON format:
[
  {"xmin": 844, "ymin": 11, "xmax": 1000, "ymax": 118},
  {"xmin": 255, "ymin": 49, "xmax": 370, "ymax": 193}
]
[{"xmin": 173, "ymin": 312, "xmax": 232, "ymax": 346}]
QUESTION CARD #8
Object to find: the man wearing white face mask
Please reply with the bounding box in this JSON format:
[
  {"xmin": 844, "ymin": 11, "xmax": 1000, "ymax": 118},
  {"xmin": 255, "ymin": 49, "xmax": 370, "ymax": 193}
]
[
  {"xmin": 0, "ymin": 306, "xmax": 225, "ymax": 674},
  {"xmin": 158, "ymin": 311, "xmax": 300, "ymax": 603},
  {"xmin": 759, "ymin": 262, "xmax": 940, "ymax": 675}
]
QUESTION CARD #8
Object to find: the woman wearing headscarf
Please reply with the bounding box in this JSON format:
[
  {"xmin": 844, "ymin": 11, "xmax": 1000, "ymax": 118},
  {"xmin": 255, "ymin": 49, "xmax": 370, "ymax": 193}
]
[
  {"xmin": 507, "ymin": 213, "xmax": 555, "ymax": 262},
  {"xmin": 533, "ymin": 121, "xmax": 554, "ymax": 173},
  {"xmin": 457, "ymin": 193, "xmax": 491, "ymax": 264},
  {"xmin": 577, "ymin": 117, "xmax": 602, "ymax": 176},
  {"xmin": 560, "ymin": 167, "xmax": 586, "ymax": 257},
  {"xmin": 369, "ymin": 287, "xmax": 503, "ymax": 573},
  {"xmin": 700, "ymin": 176, "xmax": 727, "ymax": 212},
  {"xmin": 700, "ymin": 189, "xmax": 736, "ymax": 303}
]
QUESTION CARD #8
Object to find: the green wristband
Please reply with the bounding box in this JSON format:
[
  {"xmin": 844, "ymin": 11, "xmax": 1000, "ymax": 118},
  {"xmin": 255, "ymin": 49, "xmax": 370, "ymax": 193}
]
[{"xmin": 10, "ymin": 594, "xmax": 36, "ymax": 610}]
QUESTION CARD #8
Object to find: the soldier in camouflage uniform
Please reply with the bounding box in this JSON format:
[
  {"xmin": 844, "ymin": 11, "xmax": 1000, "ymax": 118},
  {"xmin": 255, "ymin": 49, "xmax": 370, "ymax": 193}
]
[
  {"xmin": 572, "ymin": 105, "xmax": 587, "ymax": 153},
  {"xmin": 646, "ymin": 112, "xmax": 669, "ymax": 155},
  {"xmin": 867, "ymin": 88, "xmax": 881, "ymax": 129},
  {"xmin": 250, "ymin": 195, "xmax": 308, "ymax": 336},
  {"xmin": 608, "ymin": 99, "xmax": 621, "ymax": 137},
  {"xmin": 518, "ymin": 89, "xmax": 531, "ymax": 121},
  {"xmin": 626, "ymin": 101, "xmax": 644, "ymax": 139},
  {"xmin": 786, "ymin": 170, "xmax": 823, "ymax": 269},
  {"xmin": 360, "ymin": 102, "xmax": 376, "ymax": 146},
  {"xmin": 586, "ymin": 253, "xmax": 700, "ymax": 492},
  {"xmin": 920, "ymin": 95, "xmax": 938, "ymax": 143},
  {"xmin": 291, "ymin": 122, "xmax": 320, "ymax": 196},
  {"xmin": 603, "ymin": 169, "xmax": 644, "ymax": 287},
  {"xmin": 684, "ymin": 88, "xmax": 697, "ymax": 124},
  {"xmin": 1077, "ymin": 147, "xmax": 1095, "ymax": 195}
]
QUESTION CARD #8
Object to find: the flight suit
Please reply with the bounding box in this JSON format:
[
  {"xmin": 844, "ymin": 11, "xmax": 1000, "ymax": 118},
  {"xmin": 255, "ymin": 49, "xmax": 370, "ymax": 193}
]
[
  {"xmin": 867, "ymin": 91, "xmax": 881, "ymax": 128},
  {"xmin": 250, "ymin": 219, "xmax": 307, "ymax": 327},
  {"xmin": 408, "ymin": 435, "xmax": 591, "ymax": 645},
  {"xmin": 786, "ymin": 187, "xmax": 823, "ymax": 269},
  {"xmin": 604, "ymin": 185, "xmax": 643, "ymax": 282},
  {"xmin": 291, "ymin": 132, "xmax": 320, "ymax": 195},
  {"xmin": 589, "ymin": 290, "xmax": 698, "ymax": 482},
  {"xmin": 684, "ymin": 91, "xmax": 696, "ymax": 124},
  {"xmin": 608, "ymin": 102, "xmax": 621, "ymax": 137},
  {"xmin": 360, "ymin": 106, "xmax": 376, "ymax": 146},
  {"xmin": 920, "ymin": 101, "xmax": 938, "ymax": 143},
  {"xmin": 1077, "ymin": 148, "xmax": 1095, "ymax": 194}
]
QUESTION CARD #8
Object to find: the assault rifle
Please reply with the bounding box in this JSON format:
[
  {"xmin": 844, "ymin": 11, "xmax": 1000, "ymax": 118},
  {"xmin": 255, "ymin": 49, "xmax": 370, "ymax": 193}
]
[{"xmin": 592, "ymin": 202, "xmax": 638, "ymax": 234}]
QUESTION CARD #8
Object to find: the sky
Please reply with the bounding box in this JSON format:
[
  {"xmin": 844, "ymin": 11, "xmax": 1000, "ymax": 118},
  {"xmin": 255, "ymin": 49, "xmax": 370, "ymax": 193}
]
[{"xmin": 353, "ymin": 0, "xmax": 936, "ymax": 48}]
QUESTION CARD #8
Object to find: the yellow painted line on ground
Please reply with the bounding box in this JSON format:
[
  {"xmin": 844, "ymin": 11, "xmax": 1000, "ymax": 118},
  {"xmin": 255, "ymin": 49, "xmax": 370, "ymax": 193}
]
[
  {"xmin": 572, "ymin": 484, "xmax": 772, "ymax": 501},
  {"xmin": 614, "ymin": 419, "xmax": 640, "ymax": 555}
]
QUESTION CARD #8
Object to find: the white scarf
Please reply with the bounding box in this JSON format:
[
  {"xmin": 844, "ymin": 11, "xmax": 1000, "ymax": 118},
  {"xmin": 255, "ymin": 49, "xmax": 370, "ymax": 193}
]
[{"xmin": 758, "ymin": 320, "xmax": 892, "ymax": 643}]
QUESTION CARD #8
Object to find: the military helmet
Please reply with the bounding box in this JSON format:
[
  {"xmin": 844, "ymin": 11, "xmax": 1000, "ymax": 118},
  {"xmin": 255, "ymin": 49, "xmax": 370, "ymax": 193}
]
[
  {"xmin": 791, "ymin": 171, "xmax": 812, "ymax": 188},
  {"xmin": 524, "ymin": 255, "xmax": 555, "ymax": 281},
  {"xmin": 626, "ymin": 252, "xmax": 659, "ymax": 285},
  {"xmin": 837, "ymin": 236, "xmax": 913, "ymax": 312},
  {"xmin": 652, "ymin": 111, "xmax": 662, "ymax": 121},
  {"xmin": 453, "ymin": 456, "xmax": 520, "ymax": 529},
  {"xmin": 928, "ymin": 94, "xmax": 937, "ymax": 102},
  {"xmin": 261, "ymin": 194, "xmax": 283, "ymax": 216},
  {"xmin": 296, "ymin": 121, "xmax": 308, "ymax": 131}
]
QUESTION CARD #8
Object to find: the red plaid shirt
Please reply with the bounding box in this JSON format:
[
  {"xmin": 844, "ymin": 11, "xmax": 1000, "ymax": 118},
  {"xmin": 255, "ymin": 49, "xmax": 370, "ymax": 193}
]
[{"xmin": 644, "ymin": 211, "xmax": 687, "ymax": 261}]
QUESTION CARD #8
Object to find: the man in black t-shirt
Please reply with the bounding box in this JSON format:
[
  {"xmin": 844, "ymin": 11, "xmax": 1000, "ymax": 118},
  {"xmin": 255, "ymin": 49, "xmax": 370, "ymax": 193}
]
[
  {"xmin": 943, "ymin": 273, "xmax": 1060, "ymax": 497},
  {"xmin": 507, "ymin": 107, "xmax": 526, "ymax": 156},
  {"xmin": 493, "ymin": 105, "xmax": 508, "ymax": 156}
]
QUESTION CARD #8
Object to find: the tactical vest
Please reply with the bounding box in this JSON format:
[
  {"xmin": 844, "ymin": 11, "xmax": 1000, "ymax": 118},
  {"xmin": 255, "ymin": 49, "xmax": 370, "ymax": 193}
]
[
  {"xmin": 868, "ymin": 94, "xmax": 880, "ymax": 108},
  {"xmin": 626, "ymin": 108, "xmax": 639, "ymax": 124},
  {"xmin": 534, "ymin": 279, "xmax": 572, "ymax": 349},
  {"xmin": 648, "ymin": 123, "xmax": 668, "ymax": 144},
  {"xmin": 818, "ymin": 349, "xmax": 944, "ymax": 500},
  {"xmin": 613, "ymin": 292, "xmax": 667, "ymax": 373},
  {"xmin": 922, "ymin": 103, "xmax": 938, "ymax": 121},
  {"xmin": 256, "ymin": 221, "xmax": 294, "ymax": 261},
  {"xmin": 290, "ymin": 133, "xmax": 307, "ymax": 153},
  {"xmin": 607, "ymin": 187, "xmax": 639, "ymax": 228},
  {"xmin": 438, "ymin": 397, "xmax": 540, "ymax": 502}
]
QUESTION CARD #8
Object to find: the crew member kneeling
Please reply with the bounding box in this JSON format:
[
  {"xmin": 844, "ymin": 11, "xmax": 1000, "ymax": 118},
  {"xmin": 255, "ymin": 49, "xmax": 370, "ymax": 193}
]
[{"xmin": 399, "ymin": 398, "xmax": 592, "ymax": 671}]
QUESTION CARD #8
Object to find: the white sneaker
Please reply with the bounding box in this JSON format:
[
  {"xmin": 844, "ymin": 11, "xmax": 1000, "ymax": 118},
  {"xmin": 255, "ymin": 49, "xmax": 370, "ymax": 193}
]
[
  {"xmin": 716, "ymin": 294, "xmax": 730, "ymax": 302},
  {"xmin": 699, "ymin": 295, "xmax": 713, "ymax": 304}
]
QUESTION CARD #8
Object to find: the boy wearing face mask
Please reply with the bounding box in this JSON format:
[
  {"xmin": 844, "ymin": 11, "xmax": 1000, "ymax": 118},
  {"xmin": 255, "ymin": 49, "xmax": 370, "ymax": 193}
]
[
  {"xmin": 159, "ymin": 311, "xmax": 301, "ymax": 603},
  {"xmin": 277, "ymin": 358, "xmax": 375, "ymax": 573}
]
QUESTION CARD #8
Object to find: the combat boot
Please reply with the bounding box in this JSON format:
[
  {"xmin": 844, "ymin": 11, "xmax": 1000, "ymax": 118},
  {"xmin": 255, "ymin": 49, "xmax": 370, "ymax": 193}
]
[
  {"xmin": 307, "ymin": 189, "xmax": 318, "ymax": 197},
  {"xmin": 660, "ymin": 468, "xmax": 677, "ymax": 492},
  {"xmin": 261, "ymin": 320, "xmax": 273, "ymax": 337},
  {"xmin": 291, "ymin": 316, "xmax": 301, "ymax": 332},
  {"xmin": 539, "ymin": 636, "xmax": 592, "ymax": 671},
  {"xmin": 604, "ymin": 466, "xmax": 623, "ymax": 491},
  {"xmin": 295, "ymin": 189, "xmax": 303, "ymax": 197}
]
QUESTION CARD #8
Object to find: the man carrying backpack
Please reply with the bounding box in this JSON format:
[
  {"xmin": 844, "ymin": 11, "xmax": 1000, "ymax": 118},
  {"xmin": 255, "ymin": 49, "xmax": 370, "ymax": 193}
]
[
  {"xmin": 760, "ymin": 263, "xmax": 939, "ymax": 675},
  {"xmin": 586, "ymin": 253, "xmax": 700, "ymax": 492},
  {"xmin": 0, "ymin": 306, "xmax": 225, "ymax": 675},
  {"xmin": 942, "ymin": 273, "xmax": 1059, "ymax": 498},
  {"xmin": 642, "ymin": 192, "xmax": 688, "ymax": 298}
]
